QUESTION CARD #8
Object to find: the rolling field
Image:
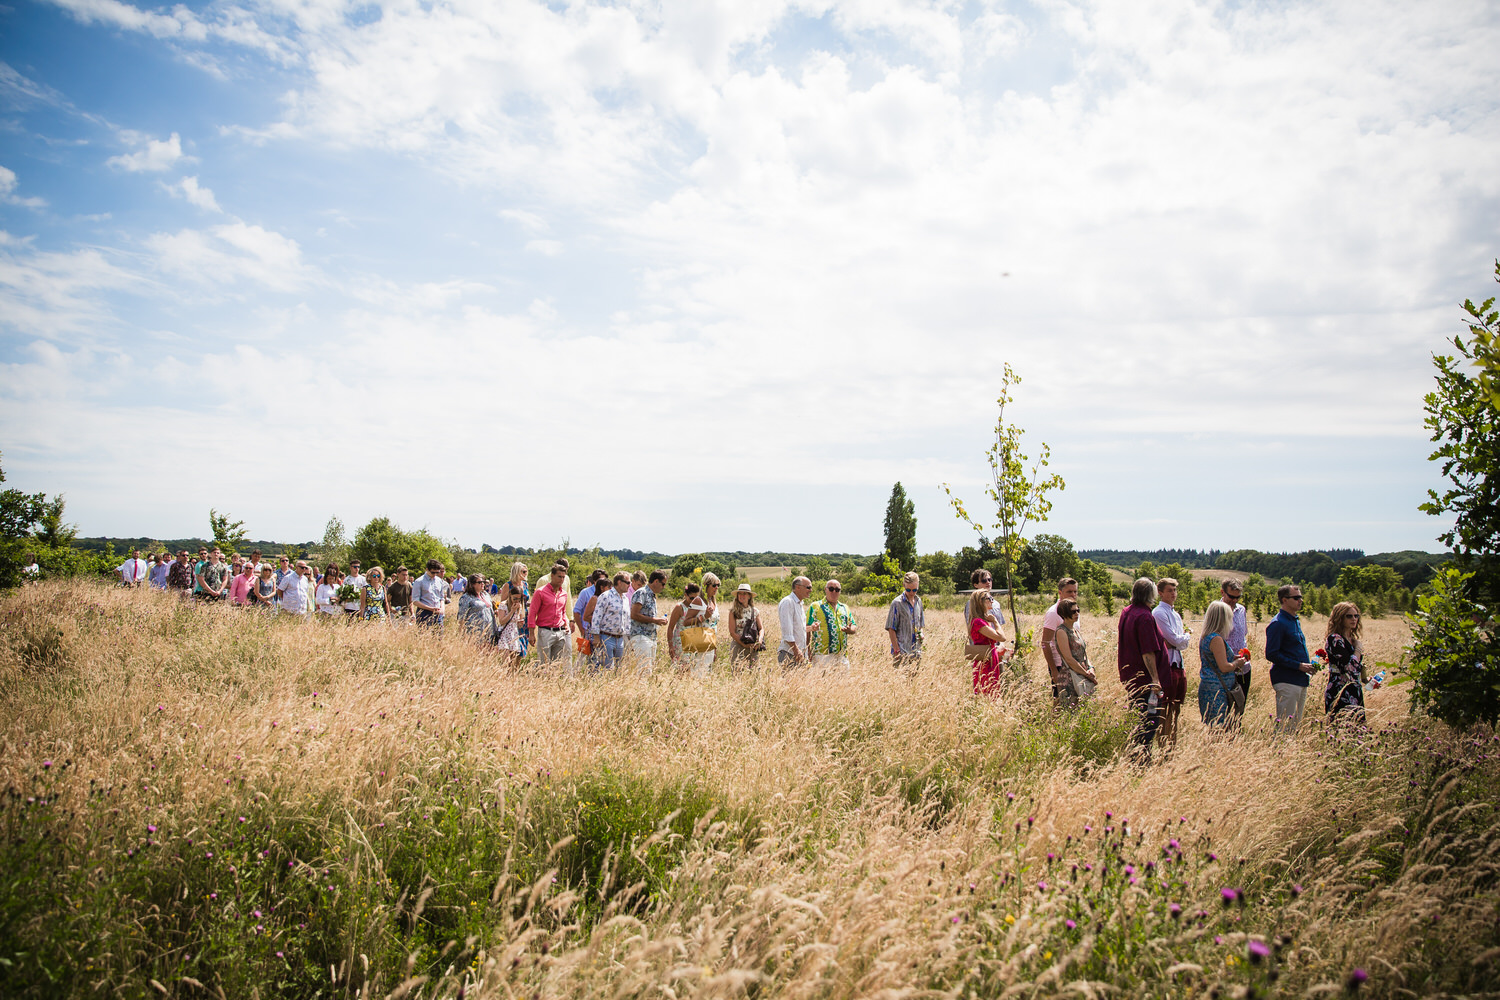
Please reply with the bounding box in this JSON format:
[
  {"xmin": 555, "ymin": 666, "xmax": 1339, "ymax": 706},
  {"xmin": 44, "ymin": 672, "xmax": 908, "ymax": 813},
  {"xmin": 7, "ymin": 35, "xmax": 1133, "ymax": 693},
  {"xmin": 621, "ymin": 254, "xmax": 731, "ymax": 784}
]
[{"xmin": 2, "ymin": 582, "xmax": 1497, "ymax": 998}]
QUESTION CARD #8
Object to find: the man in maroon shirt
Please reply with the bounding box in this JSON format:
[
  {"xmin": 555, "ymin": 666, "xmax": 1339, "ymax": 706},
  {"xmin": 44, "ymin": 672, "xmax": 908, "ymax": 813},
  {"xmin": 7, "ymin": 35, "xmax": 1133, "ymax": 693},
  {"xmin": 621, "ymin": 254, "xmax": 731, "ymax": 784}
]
[{"xmin": 1117, "ymin": 577, "xmax": 1168, "ymax": 762}]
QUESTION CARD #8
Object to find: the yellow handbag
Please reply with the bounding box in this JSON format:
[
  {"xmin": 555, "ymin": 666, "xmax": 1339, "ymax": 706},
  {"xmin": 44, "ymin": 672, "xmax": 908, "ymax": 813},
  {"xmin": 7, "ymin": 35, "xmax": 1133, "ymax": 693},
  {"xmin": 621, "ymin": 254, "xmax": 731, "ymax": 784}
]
[{"xmin": 680, "ymin": 626, "xmax": 717, "ymax": 653}]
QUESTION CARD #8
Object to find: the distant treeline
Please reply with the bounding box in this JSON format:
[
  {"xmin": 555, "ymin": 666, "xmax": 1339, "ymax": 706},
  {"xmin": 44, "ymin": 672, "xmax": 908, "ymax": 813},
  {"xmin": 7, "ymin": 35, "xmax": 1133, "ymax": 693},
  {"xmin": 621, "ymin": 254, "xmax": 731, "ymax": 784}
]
[
  {"xmin": 1081, "ymin": 547, "xmax": 1444, "ymax": 589},
  {"xmin": 75, "ymin": 537, "xmax": 873, "ymax": 570},
  {"xmin": 73, "ymin": 536, "xmax": 314, "ymax": 556},
  {"xmin": 477, "ymin": 545, "xmax": 872, "ymax": 567}
]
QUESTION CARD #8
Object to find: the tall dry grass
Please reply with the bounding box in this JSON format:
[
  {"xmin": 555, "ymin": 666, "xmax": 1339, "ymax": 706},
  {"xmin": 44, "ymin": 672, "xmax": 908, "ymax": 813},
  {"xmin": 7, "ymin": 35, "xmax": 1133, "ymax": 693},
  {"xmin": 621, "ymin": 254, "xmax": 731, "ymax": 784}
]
[{"xmin": 1, "ymin": 581, "xmax": 1497, "ymax": 999}]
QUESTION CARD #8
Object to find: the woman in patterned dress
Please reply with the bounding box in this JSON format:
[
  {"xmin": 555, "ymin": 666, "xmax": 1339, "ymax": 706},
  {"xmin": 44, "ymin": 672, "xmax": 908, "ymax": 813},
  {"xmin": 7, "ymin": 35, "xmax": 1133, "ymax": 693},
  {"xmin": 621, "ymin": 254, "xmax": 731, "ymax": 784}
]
[
  {"xmin": 360, "ymin": 567, "xmax": 391, "ymax": 621},
  {"xmin": 1323, "ymin": 602, "xmax": 1366, "ymax": 723}
]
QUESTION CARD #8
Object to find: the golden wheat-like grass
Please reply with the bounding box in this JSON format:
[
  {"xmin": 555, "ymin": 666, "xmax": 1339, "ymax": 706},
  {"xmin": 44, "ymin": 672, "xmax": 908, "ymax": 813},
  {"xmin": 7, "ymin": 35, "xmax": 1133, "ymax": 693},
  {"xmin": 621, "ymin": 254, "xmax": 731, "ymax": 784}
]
[{"xmin": 1, "ymin": 581, "xmax": 1494, "ymax": 999}]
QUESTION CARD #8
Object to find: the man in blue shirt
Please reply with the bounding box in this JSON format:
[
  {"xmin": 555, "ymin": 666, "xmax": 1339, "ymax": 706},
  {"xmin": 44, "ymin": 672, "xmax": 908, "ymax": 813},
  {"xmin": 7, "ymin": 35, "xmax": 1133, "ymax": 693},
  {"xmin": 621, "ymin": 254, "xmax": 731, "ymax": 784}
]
[{"xmin": 1265, "ymin": 584, "xmax": 1318, "ymax": 733}]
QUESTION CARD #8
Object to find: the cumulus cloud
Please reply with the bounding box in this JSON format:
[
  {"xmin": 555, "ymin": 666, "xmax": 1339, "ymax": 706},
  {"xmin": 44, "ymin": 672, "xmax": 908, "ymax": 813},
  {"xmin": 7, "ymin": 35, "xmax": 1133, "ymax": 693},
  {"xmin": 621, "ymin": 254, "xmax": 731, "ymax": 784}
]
[
  {"xmin": 5, "ymin": 0, "xmax": 1497, "ymax": 549},
  {"xmin": 162, "ymin": 175, "xmax": 221, "ymax": 212},
  {"xmin": 145, "ymin": 221, "xmax": 311, "ymax": 292},
  {"xmin": 0, "ymin": 166, "xmax": 48, "ymax": 208},
  {"xmin": 107, "ymin": 131, "xmax": 188, "ymax": 172}
]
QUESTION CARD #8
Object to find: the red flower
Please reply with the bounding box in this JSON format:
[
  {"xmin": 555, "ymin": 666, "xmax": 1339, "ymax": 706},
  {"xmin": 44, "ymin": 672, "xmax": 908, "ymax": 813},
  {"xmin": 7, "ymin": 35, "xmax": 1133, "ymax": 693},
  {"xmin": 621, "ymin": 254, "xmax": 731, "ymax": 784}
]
[
  {"xmin": 1238, "ymin": 647, "xmax": 1250, "ymax": 658},
  {"xmin": 1315, "ymin": 648, "xmax": 1326, "ymax": 658}
]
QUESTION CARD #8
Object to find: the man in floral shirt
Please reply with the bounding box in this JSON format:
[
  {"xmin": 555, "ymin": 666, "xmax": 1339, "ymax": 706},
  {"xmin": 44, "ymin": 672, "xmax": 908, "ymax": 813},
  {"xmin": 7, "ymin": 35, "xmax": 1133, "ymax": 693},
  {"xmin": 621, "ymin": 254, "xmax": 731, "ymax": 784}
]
[
  {"xmin": 196, "ymin": 548, "xmax": 230, "ymax": 601},
  {"xmin": 807, "ymin": 580, "xmax": 858, "ymax": 668},
  {"xmin": 591, "ymin": 573, "xmax": 632, "ymax": 670}
]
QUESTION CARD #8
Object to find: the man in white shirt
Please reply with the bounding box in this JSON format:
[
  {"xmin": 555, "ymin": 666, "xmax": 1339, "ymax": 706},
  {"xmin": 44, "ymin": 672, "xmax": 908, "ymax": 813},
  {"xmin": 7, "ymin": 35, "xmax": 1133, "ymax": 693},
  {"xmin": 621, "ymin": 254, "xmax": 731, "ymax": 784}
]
[
  {"xmin": 777, "ymin": 576, "xmax": 813, "ymax": 666},
  {"xmin": 278, "ymin": 560, "xmax": 311, "ymax": 616},
  {"xmin": 1038, "ymin": 577, "xmax": 1079, "ymax": 695},
  {"xmin": 342, "ymin": 560, "xmax": 366, "ymax": 616},
  {"xmin": 412, "ymin": 559, "xmax": 446, "ymax": 628},
  {"xmin": 118, "ymin": 549, "xmax": 150, "ymax": 587},
  {"xmin": 1152, "ymin": 577, "xmax": 1192, "ymax": 749},
  {"xmin": 1221, "ymin": 580, "xmax": 1251, "ymax": 701}
]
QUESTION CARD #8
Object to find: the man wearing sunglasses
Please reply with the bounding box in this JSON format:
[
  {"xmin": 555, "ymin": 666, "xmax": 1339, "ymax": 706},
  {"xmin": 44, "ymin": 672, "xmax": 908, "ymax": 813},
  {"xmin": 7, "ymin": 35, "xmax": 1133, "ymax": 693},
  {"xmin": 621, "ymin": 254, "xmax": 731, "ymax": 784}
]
[
  {"xmin": 885, "ymin": 571, "xmax": 925, "ymax": 669},
  {"xmin": 1222, "ymin": 581, "xmax": 1251, "ymax": 705},
  {"xmin": 808, "ymin": 580, "xmax": 858, "ymax": 669},
  {"xmin": 1266, "ymin": 584, "xmax": 1317, "ymax": 734}
]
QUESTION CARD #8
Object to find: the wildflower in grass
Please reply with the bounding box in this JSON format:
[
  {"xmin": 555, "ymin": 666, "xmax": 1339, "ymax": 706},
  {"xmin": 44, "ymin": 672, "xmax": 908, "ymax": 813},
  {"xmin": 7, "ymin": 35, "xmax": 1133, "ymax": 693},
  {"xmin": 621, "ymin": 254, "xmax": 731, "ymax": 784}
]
[
  {"xmin": 147, "ymin": 824, "xmax": 156, "ymax": 833},
  {"xmin": 1291, "ymin": 884, "xmax": 1303, "ymax": 897},
  {"xmin": 42, "ymin": 760, "xmax": 52, "ymax": 769},
  {"xmin": 1346, "ymin": 968, "xmax": 1368, "ymax": 991},
  {"xmin": 1207, "ymin": 852, "xmax": 1218, "ymax": 862},
  {"xmin": 1170, "ymin": 903, "xmax": 1182, "ymax": 919},
  {"xmin": 1038, "ymin": 881, "xmax": 1047, "ymax": 891},
  {"xmin": 1248, "ymin": 940, "xmax": 1270, "ymax": 964},
  {"xmin": 1221, "ymin": 888, "xmax": 1237, "ymax": 906},
  {"xmin": 1065, "ymin": 919, "xmax": 1076, "ymax": 930}
]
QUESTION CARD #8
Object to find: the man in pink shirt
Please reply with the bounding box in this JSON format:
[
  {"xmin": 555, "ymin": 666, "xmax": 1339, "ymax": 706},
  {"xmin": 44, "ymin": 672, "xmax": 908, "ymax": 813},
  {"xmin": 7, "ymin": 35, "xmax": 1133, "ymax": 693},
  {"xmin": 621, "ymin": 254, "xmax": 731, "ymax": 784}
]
[{"xmin": 528, "ymin": 563, "xmax": 571, "ymax": 665}]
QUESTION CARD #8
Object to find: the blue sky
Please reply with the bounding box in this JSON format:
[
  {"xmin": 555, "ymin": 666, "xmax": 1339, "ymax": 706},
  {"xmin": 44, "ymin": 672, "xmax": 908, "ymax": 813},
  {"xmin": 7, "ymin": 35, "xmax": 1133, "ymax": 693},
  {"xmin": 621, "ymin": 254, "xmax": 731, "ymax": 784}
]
[{"xmin": 2, "ymin": 0, "xmax": 1497, "ymax": 557}]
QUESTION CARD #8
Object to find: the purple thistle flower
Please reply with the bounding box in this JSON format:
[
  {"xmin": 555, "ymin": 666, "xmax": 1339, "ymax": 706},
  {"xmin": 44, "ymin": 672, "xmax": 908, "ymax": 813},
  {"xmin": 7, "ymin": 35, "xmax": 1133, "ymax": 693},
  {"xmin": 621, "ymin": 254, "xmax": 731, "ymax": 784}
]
[
  {"xmin": 1169, "ymin": 903, "xmax": 1182, "ymax": 919},
  {"xmin": 1248, "ymin": 940, "xmax": 1271, "ymax": 964},
  {"xmin": 1065, "ymin": 919, "xmax": 1076, "ymax": 930},
  {"xmin": 1207, "ymin": 852, "xmax": 1218, "ymax": 862},
  {"xmin": 41, "ymin": 761, "xmax": 52, "ymax": 769},
  {"xmin": 1124, "ymin": 865, "xmax": 1135, "ymax": 876},
  {"xmin": 1221, "ymin": 888, "xmax": 1237, "ymax": 906},
  {"xmin": 146, "ymin": 824, "xmax": 156, "ymax": 833},
  {"xmin": 1291, "ymin": 884, "xmax": 1303, "ymax": 897},
  {"xmin": 1347, "ymin": 968, "xmax": 1368, "ymax": 991}
]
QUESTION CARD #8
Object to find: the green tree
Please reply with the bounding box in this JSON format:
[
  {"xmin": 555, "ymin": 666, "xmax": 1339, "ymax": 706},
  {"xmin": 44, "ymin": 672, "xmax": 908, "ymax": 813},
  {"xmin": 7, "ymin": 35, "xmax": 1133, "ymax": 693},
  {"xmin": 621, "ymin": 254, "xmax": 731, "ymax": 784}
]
[
  {"xmin": 351, "ymin": 517, "xmax": 453, "ymax": 575},
  {"xmin": 1016, "ymin": 532, "xmax": 1081, "ymax": 592},
  {"xmin": 945, "ymin": 364, "xmax": 1066, "ymax": 633},
  {"xmin": 882, "ymin": 482, "xmax": 917, "ymax": 571},
  {"xmin": 951, "ymin": 538, "xmax": 995, "ymax": 590},
  {"xmin": 667, "ymin": 552, "xmax": 735, "ymax": 595},
  {"xmin": 1403, "ymin": 568, "xmax": 1500, "ymax": 729},
  {"xmin": 209, "ymin": 508, "xmax": 249, "ymax": 553},
  {"xmin": 0, "ymin": 453, "xmax": 46, "ymax": 589},
  {"xmin": 35, "ymin": 494, "xmax": 77, "ymax": 550},
  {"xmin": 803, "ymin": 555, "xmax": 833, "ymax": 588},
  {"xmin": 1421, "ymin": 303, "xmax": 1500, "ymax": 603},
  {"xmin": 1461, "ymin": 259, "xmax": 1500, "ymax": 409},
  {"xmin": 916, "ymin": 550, "xmax": 954, "ymax": 594}
]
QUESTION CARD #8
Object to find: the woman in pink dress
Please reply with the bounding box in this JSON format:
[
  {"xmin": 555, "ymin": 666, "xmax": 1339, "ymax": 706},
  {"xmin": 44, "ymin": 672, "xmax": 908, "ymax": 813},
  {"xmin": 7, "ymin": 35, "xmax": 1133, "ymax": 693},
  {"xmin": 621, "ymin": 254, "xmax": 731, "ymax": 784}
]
[{"xmin": 968, "ymin": 589, "xmax": 1008, "ymax": 696}]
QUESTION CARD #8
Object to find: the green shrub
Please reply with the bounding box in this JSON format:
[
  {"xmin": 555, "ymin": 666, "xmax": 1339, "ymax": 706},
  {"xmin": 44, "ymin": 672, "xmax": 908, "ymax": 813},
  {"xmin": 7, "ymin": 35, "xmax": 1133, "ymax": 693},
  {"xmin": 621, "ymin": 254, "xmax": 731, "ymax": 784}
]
[{"xmin": 1403, "ymin": 567, "xmax": 1500, "ymax": 728}]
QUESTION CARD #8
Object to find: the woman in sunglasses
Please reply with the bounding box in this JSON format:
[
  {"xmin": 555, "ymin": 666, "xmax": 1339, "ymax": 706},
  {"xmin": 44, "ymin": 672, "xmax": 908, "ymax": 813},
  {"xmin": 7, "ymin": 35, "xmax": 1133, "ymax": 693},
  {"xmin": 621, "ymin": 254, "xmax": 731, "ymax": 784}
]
[{"xmin": 1323, "ymin": 602, "xmax": 1366, "ymax": 724}]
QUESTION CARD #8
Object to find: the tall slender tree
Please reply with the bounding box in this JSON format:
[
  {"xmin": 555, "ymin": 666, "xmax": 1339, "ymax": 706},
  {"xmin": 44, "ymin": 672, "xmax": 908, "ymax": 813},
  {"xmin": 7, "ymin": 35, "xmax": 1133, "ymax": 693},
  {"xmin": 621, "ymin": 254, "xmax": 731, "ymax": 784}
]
[
  {"xmin": 883, "ymin": 482, "xmax": 918, "ymax": 571},
  {"xmin": 944, "ymin": 364, "xmax": 1065, "ymax": 642}
]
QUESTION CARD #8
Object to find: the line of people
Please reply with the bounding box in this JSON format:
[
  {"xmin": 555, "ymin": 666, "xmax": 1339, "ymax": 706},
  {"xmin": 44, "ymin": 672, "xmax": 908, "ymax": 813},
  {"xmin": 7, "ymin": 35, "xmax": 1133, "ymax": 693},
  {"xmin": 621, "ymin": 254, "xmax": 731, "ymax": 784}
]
[{"xmin": 113, "ymin": 548, "xmax": 1374, "ymax": 731}]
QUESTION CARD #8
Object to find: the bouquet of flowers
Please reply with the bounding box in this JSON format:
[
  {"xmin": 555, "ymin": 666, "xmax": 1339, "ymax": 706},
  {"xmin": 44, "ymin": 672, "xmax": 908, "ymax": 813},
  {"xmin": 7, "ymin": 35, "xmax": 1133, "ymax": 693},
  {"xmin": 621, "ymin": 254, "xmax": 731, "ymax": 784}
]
[{"xmin": 335, "ymin": 583, "xmax": 359, "ymax": 604}]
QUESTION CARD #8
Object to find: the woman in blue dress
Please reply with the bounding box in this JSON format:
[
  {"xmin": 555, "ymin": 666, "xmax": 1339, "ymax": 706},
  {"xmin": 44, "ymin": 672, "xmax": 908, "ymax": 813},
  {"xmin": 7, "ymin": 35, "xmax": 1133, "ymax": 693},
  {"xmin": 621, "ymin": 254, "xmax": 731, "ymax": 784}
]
[{"xmin": 1198, "ymin": 599, "xmax": 1249, "ymax": 727}]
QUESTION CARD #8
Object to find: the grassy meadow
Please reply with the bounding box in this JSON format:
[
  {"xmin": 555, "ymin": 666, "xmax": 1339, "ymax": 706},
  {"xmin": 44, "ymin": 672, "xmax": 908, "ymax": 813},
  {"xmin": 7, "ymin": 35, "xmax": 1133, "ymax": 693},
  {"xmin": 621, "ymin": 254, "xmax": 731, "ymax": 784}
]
[{"xmin": 2, "ymin": 581, "xmax": 1498, "ymax": 999}]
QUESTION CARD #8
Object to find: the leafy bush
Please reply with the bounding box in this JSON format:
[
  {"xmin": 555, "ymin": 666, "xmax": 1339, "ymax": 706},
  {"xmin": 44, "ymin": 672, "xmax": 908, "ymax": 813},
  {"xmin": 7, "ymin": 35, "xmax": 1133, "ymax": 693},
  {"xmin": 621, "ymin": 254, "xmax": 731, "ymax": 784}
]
[
  {"xmin": 350, "ymin": 517, "xmax": 453, "ymax": 575},
  {"xmin": 1403, "ymin": 568, "xmax": 1500, "ymax": 728}
]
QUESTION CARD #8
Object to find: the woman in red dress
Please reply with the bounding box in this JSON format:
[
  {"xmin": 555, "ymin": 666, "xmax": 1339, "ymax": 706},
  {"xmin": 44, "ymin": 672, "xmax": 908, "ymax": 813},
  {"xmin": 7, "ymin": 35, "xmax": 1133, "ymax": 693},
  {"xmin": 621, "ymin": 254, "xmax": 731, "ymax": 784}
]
[{"xmin": 969, "ymin": 589, "xmax": 1009, "ymax": 696}]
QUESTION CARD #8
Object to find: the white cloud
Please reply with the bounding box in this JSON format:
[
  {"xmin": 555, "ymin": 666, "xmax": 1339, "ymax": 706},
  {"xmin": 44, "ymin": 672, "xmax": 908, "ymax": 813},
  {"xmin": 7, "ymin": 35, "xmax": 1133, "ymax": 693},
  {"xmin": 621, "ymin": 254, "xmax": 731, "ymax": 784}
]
[
  {"xmin": 162, "ymin": 175, "xmax": 221, "ymax": 212},
  {"xmin": 0, "ymin": 230, "xmax": 137, "ymax": 339},
  {"xmin": 0, "ymin": 166, "xmax": 48, "ymax": 208},
  {"xmin": 107, "ymin": 131, "xmax": 189, "ymax": 172},
  {"xmin": 145, "ymin": 221, "xmax": 311, "ymax": 292},
  {"xmin": 5, "ymin": 0, "xmax": 1497, "ymax": 550}
]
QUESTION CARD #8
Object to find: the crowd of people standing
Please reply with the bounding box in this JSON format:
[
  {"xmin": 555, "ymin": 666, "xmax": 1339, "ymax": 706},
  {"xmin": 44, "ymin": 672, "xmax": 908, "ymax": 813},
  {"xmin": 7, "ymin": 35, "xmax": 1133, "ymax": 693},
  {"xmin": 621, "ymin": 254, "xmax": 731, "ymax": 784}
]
[{"xmin": 103, "ymin": 547, "xmax": 1371, "ymax": 745}]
